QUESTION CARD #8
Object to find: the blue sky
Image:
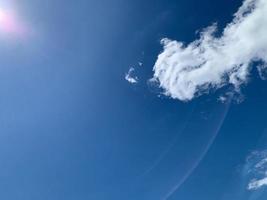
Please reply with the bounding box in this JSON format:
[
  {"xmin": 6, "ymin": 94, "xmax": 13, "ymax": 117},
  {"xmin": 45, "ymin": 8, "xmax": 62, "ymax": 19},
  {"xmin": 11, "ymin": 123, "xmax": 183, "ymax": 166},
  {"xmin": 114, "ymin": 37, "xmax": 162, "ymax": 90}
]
[{"xmin": 1, "ymin": 0, "xmax": 267, "ymax": 200}]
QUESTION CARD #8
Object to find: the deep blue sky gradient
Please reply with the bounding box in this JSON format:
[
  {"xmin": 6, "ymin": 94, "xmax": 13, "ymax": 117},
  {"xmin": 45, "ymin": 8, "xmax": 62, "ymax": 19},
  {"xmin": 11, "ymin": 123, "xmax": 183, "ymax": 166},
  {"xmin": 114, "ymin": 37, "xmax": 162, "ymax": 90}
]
[{"xmin": 1, "ymin": 0, "xmax": 267, "ymax": 199}]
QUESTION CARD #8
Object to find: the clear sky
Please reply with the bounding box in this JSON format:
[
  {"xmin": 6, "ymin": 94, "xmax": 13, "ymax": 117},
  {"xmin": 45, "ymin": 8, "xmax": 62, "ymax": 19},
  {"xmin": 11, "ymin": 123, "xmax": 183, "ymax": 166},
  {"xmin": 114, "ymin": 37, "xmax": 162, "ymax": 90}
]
[{"xmin": 1, "ymin": 0, "xmax": 267, "ymax": 200}]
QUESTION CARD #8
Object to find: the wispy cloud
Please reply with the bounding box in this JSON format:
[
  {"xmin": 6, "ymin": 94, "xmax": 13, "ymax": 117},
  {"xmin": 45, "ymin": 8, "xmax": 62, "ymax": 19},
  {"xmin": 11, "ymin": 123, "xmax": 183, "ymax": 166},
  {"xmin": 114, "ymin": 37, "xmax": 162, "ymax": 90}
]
[
  {"xmin": 248, "ymin": 177, "xmax": 267, "ymax": 190},
  {"xmin": 152, "ymin": 0, "xmax": 267, "ymax": 101},
  {"xmin": 125, "ymin": 67, "xmax": 138, "ymax": 84},
  {"xmin": 246, "ymin": 151, "xmax": 267, "ymax": 190},
  {"xmin": 257, "ymin": 64, "xmax": 267, "ymax": 80}
]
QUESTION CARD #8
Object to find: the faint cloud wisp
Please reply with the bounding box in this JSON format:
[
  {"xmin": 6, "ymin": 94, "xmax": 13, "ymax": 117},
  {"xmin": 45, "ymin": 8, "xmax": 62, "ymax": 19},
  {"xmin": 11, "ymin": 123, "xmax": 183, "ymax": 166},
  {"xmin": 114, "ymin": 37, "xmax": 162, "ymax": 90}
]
[
  {"xmin": 246, "ymin": 150, "xmax": 267, "ymax": 190},
  {"xmin": 125, "ymin": 67, "xmax": 138, "ymax": 84}
]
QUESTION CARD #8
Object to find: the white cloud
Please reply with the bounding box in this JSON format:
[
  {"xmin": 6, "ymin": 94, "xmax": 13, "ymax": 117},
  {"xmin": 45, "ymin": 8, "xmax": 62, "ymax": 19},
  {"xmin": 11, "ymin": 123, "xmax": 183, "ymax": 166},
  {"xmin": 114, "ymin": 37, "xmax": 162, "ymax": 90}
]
[
  {"xmin": 125, "ymin": 67, "xmax": 138, "ymax": 84},
  {"xmin": 246, "ymin": 151, "xmax": 267, "ymax": 190},
  {"xmin": 152, "ymin": 0, "xmax": 267, "ymax": 101},
  {"xmin": 218, "ymin": 96, "xmax": 227, "ymax": 103},
  {"xmin": 248, "ymin": 177, "xmax": 267, "ymax": 190},
  {"xmin": 257, "ymin": 63, "xmax": 267, "ymax": 80}
]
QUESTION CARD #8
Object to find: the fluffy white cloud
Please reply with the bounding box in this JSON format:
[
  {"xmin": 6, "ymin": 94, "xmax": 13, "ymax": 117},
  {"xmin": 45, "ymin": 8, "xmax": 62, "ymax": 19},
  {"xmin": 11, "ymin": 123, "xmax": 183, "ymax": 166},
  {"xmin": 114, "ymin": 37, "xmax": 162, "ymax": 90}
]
[
  {"xmin": 152, "ymin": 0, "xmax": 267, "ymax": 101},
  {"xmin": 125, "ymin": 67, "xmax": 138, "ymax": 84}
]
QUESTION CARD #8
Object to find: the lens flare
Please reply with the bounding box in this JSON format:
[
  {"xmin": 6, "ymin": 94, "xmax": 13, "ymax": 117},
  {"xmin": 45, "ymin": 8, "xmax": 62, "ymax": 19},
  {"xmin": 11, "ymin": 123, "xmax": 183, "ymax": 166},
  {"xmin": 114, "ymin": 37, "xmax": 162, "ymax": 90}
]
[{"xmin": 0, "ymin": 7, "xmax": 26, "ymax": 37}]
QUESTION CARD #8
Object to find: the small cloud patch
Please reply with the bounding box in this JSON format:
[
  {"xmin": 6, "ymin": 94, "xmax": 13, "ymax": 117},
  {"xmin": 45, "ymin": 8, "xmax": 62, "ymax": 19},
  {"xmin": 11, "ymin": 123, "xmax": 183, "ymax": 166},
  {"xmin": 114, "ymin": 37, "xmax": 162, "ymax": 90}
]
[{"xmin": 125, "ymin": 67, "xmax": 138, "ymax": 84}]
